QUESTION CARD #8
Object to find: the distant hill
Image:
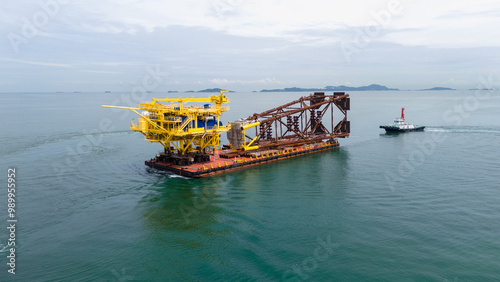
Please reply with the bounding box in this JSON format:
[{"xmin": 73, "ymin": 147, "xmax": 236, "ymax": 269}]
[
  {"xmin": 327, "ymin": 84, "xmax": 399, "ymax": 91},
  {"xmin": 197, "ymin": 88, "xmax": 235, "ymax": 93},
  {"xmin": 420, "ymin": 87, "xmax": 455, "ymax": 91},
  {"xmin": 260, "ymin": 84, "xmax": 399, "ymax": 92}
]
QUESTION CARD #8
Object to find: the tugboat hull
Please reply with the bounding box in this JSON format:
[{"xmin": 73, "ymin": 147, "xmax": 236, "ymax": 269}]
[{"xmin": 379, "ymin": 125, "xmax": 425, "ymax": 132}]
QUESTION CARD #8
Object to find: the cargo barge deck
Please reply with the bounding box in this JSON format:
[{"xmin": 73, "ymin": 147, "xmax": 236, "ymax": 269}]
[{"xmin": 145, "ymin": 140, "xmax": 339, "ymax": 178}]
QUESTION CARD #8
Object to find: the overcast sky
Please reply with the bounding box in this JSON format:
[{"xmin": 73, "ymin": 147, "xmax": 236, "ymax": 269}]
[{"xmin": 1, "ymin": 0, "xmax": 499, "ymax": 92}]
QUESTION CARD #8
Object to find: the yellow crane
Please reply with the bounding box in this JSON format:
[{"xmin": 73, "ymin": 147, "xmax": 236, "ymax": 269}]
[{"xmin": 102, "ymin": 91, "xmax": 230, "ymax": 159}]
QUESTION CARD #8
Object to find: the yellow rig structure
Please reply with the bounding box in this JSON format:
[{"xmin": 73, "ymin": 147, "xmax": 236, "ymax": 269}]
[{"xmin": 103, "ymin": 91, "xmax": 230, "ymax": 165}]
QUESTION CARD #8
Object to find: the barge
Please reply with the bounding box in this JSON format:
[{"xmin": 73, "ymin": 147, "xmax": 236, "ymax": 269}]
[
  {"xmin": 145, "ymin": 140, "xmax": 340, "ymax": 178},
  {"xmin": 103, "ymin": 91, "xmax": 350, "ymax": 178}
]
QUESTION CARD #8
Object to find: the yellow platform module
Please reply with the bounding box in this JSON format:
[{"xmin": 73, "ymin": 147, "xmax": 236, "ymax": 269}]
[{"xmin": 103, "ymin": 91, "xmax": 230, "ymax": 160}]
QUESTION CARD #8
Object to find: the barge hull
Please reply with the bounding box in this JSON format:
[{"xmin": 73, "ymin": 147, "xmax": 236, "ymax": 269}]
[{"xmin": 145, "ymin": 141, "xmax": 339, "ymax": 178}]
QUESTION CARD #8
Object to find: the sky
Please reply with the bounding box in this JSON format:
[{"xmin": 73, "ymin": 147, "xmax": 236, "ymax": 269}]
[{"xmin": 1, "ymin": 0, "xmax": 500, "ymax": 92}]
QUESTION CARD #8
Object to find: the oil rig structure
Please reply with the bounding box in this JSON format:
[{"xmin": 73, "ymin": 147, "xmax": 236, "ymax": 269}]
[{"xmin": 103, "ymin": 91, "xmax": 350, "ymax": 177}]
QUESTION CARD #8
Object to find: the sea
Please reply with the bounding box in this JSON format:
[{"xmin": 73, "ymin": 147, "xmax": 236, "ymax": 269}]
[{"xmin": 1, "ymin": 90, "xmax": 499, "ymax": 281}]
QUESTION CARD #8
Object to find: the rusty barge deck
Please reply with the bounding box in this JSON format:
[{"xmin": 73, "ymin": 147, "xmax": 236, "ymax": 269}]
[{"xmin": 145, "ymin": 140, "xmax": 339, "ymax": 178}]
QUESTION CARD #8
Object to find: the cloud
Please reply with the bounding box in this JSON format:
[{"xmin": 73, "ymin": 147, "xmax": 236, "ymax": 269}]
[
  {"xmin": 1, "ymin": 0, "xmax": 499, "ymax": 91},
  {"xmin": 90, "ymin": 62, "xmax": 138, "ymax": 67},
  {"xmin": 80, "ymin": 70, "xmax": 122, "ymax": 74},
  {"xmin": 0, "ymin": 57, "xmax": 71, "ymax": 68},
  {"xmin": 378, "ymin": 0, "xmax": 500, "ymax": 48},
  {"xmin": 41, "ymin": 0, "xmax": 500, "ymax": 49},
  {"xmin": 5, "ymin": 0, "xmax": 500, "ymax": 49}
]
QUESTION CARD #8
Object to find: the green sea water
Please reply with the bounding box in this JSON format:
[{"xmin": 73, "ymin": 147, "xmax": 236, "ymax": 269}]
[{"xmin": 1, "ymin": 90, "xmax": 499, "ymax": 281}]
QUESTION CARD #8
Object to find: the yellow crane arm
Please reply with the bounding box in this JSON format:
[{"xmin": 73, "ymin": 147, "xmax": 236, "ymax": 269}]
[
  {"xmin": 242, "ymin": 121, "xmax": 260, "ymax": 130},
  {"xmin": 102, "ymin": 105, "xmax": 165, "ymax": 132},
  {"xmin": 151, "ymin": 90, "xmax": 229, "ymax": 105}
]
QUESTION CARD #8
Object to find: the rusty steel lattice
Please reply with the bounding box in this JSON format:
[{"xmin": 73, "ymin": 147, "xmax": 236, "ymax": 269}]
[{"xmin": 228, "ymin": 92, "xmax": 350, "ymax": 151}]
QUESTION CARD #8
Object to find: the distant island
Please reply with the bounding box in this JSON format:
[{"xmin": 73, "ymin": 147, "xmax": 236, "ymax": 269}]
[
  {"xmin": 260, "ymin": 84, "xmax": 399, "ymax": 92},
  {"xmin": 196, "ymin": 88, "xmax": 235, "ymax": 93},
  {"xmin": 164, "ymin": 85, "xmax": 459, "ymax": 94},
  {"xmin": 420, "ymin": 87, "xmax": 455, "ymax": 91}
]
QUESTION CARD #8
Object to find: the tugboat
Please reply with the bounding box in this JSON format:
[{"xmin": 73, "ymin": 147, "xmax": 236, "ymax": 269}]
[{"xmin": 380, "ymin": 108, "xmax": 425, "ymax": 132}]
